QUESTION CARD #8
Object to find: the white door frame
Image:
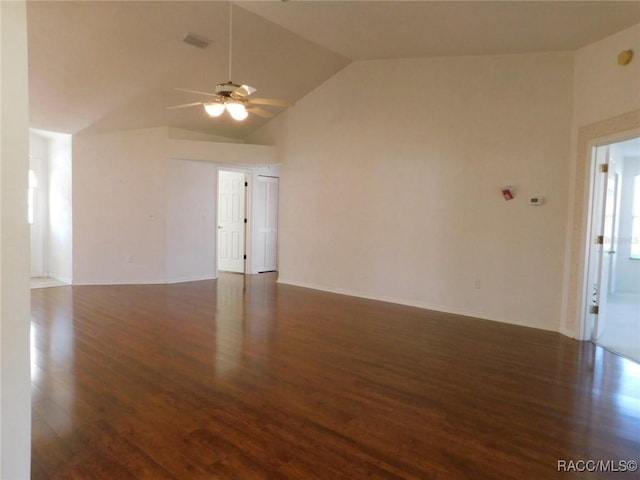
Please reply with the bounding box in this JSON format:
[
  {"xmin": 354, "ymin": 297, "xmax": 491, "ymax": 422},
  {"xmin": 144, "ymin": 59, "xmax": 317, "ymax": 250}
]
[{"xmin": 579, "ymin": 129, "xmax": 640, "ymax": 341}]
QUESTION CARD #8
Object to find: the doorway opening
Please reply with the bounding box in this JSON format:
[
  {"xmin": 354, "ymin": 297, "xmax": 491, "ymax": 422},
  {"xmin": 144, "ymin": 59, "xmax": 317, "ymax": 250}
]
[
  {"xmin": 585, "ymin": 136, "xmax": 640, "ymax": 362},
  {"xmin": 216, "ymin": 166, "xmax": 280, "ymax": 276},
  {"xmin": 29, "ymin": 129, "xmax": 73, "ymax": 288}
]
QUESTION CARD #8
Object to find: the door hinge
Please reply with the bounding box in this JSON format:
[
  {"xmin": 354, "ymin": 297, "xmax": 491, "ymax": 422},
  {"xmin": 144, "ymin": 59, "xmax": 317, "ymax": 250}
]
[
  {"xmin": 245, "ymin": 182, "xmax": 248, "ymax": 187},
  {"xmin": 244, "ymin": 218, "xmax": 247, "ymax": 224},
  {"xmin": 599, "ymin": 164, "xmax": 609, "ymax": 173},
  {"xmin": 589, "ymin": 305, "xmax": 599, "ymax": 315},
  {"xmin": 243, "ymin": 254, "xmax": 247, "ymax": 260},
  {"xmin": 596, "ymin": 235, "xmax": 604, "ymax": 245}
]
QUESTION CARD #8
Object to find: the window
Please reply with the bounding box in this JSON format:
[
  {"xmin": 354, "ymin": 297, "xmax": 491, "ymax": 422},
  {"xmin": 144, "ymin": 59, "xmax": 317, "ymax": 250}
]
[
  {"xmin": 632, "ymin": 174, "xmax": 640, "ymax": 259},
  {"xmin": 28, "ymin": 169, "xmax": 37, "ymax": 224}
]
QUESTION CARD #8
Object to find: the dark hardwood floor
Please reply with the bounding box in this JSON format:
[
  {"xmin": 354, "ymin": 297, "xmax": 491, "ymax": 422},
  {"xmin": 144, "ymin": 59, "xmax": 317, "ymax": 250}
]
[{"xmin": 31, "ymin": 273, "xmax": 640, "ymax": 479}]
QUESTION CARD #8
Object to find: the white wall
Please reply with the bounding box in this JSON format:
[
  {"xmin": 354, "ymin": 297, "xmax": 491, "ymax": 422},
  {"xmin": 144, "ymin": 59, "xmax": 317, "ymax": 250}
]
[
  {"xmin": 73, "ymin": 127, "xmax": 277, "ymax": 284},
  {"xmin": 73, "ymin": 128, "xmax": 168, "ymax": 284},
  {"xmin": 167, "ymin": 138, "xmax": 276, "ymax": 165},
  {"xmin": 167, "ymin": 127, "xmax": 245, "ymax": 144},
  {"xmin": 29, "ymin": 132, "xmax": 48, "ymax": 277},
  {"xmin": 29, "ymin": 131, "xmax": 47, "ymax": 159},
  {"xmin": 166, "ymin": 159, "xmax": 217, "ymax": 283},
  {"xmin": 0, "ymin": 1, "xmax": 32, "ymax": 478},
  {"xmin": 251, "ymin": 52, "xmax": 574, "ymax": 331},
  {"xmin": 48, "ymin": 134, "xmax": 73, "ymax": 283}
]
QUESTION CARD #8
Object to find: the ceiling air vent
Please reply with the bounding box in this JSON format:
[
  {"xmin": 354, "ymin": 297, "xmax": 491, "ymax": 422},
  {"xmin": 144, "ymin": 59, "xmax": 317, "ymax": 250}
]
[{"xmin": 183, "ymin": 33, "xmax": 211, "ymax": 49}]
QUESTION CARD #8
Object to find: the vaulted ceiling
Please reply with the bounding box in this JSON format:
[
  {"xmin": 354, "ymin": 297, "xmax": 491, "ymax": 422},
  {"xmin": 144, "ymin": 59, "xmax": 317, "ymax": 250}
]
[{"xmin": 27, "ymin": 1, "xmax": 640, "ymax": 140}]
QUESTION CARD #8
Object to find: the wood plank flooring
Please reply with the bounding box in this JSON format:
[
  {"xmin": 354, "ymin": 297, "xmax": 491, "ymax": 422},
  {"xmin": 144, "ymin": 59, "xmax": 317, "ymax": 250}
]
[{"xmin": 31, "ymin": 273, "xmax": 640, "ymax": 479}]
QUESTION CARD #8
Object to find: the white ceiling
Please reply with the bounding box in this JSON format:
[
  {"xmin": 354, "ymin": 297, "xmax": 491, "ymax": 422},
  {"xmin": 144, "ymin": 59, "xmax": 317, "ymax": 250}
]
[
  {"xmin": 27, "ymin": 1, "xmax": 640, "ymax": 139},
  {"xmin": 242, "ymin": 1, "xmax": 640, "ymax": 60}
]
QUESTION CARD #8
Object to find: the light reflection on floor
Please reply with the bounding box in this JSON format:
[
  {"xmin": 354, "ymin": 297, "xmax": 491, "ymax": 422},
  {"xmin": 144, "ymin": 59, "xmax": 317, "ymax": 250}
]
[{"xmin": 579, "ymin": 344, "xmax": 640, "ymax": 447}]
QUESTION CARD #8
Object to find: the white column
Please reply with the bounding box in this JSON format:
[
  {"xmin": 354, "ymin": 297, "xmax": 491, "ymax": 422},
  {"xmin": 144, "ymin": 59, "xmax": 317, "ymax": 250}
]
[{"xmin": 1, "ymin": 1, "xmax": 32, "ymax": 478}]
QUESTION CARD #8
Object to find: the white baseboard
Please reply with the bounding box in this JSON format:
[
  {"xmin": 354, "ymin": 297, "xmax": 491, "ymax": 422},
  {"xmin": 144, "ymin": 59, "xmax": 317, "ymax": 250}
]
[
  {"xmin": 276, "ymin": 278, "xmax": 556, "ymax": 332},
  {"xmin": 73, "ymin": 274, "xmax": 217, "ymax": 286},
  {"xmin": 559, "ymin": 326, "xmax": 576, "ymax": 339},
  {"xmin": 72, "ymin": 278, "xmax": 167, "ymax": 286},
  {"xmin": 49, "ymin": 274, "xmax": 72, "ymax": 285},
  {"xmin": 166, "ymin": 274, "xmax": 217, "ymax": 284}
]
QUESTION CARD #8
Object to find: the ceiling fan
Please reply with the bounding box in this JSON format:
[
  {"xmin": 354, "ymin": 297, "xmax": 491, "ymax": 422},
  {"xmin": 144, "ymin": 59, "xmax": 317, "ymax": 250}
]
[{"xmin": 169, "ymin": 2, "xmax": 293, "ymax": 121}]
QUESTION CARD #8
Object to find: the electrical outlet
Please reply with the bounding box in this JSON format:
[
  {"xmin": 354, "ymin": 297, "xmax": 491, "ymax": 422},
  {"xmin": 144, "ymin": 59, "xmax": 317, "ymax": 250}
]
[{"xmin": 474, "ymin": 279, "xmax": 481, "ymax": 289}]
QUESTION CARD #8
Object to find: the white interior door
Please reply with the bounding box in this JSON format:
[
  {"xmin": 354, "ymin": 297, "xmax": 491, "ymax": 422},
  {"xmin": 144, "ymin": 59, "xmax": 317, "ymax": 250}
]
[
  {"xmin": 254, "ymin": 176, "xmax": 279, "ymax": 272},
  {"xmin": 587, "ymin": 145, "xmax": 609, "ymax": 341},
  {"xmin": 218, "ymin": 170, "xmax": 246, "ymax": 273}
]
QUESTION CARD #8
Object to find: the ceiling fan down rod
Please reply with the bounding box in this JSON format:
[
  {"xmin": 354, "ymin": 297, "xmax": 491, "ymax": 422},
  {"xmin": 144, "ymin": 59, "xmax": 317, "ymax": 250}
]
[{"xmin": 228, "ymin": 1, "xmax": 233, "ymax": 83}]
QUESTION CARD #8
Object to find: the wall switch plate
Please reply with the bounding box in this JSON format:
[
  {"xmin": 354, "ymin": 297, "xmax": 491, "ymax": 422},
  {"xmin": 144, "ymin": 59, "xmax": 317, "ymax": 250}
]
[{"xmin": 529, "ymin": 197, "xmax": 544, "ymax": 206}]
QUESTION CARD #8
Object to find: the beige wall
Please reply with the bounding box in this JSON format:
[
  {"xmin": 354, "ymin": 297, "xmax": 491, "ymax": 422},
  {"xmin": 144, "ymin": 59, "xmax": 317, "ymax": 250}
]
[
  {"xmin": 1, "ymin": 1, "xmax": 32, "ymax": 478},
  {"xmin": 573, "ymin": 24, "xmax": 640, "ymax": 129},
  {"xmin": 254, "ymin": 52, "xmax": 574, "ymax": 331}
]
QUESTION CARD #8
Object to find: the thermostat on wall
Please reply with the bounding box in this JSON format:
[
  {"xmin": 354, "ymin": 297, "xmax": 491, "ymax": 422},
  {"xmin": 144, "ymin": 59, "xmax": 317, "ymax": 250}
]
[{"xmin": 529, "ymin": 197, "xmax": 544, "ymax": 206}]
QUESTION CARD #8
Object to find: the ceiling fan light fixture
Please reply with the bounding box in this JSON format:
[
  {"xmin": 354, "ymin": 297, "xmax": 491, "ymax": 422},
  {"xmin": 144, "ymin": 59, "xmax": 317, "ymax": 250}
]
[
  {"xmin": 170, "ymin": 2, "xmax": 289, "ymax": 122},
  {"xmin": 204, "ymin": 102, "xmax": 225, "ymax": 117},
  {"xmin": 225, "ymin": 101, "xmax": 248, "ymax": 120},
  {"xmin": 228, "ymin": 106, "xmax": 249, "ymax": 121}
]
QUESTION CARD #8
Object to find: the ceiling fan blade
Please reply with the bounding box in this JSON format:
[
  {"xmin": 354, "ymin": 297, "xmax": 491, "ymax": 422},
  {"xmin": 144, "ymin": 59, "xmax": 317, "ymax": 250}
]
[
  {"xmin": 175, "ymin": 87, "xmax": 218, "ymax": 97},
  {"xmin": 167, "ymin": 102, "xmax": 203, "ymax": 109},
  {"xmin": 246, "ymin": 106, "xmax": 274, "ymax": 118},
  {"xmin": 234, "ymin": 84, "xmax": 257, "ymax": 97},
  {"xmin": 249, "ymin": 97, "xmax": 293, "ymax": 107}
]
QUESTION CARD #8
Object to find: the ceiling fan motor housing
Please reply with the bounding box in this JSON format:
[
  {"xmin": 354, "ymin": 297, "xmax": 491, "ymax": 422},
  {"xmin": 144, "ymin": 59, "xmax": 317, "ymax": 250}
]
[{"xmin": 215, "ymin": 82, "xmax": 240, "ymax": 95}]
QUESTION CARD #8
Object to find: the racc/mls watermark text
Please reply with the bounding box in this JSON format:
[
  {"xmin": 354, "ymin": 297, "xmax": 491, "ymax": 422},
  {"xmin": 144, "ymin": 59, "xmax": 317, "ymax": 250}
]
[{"xmin": 558, "ymin": 459, "xmax": 638, "ymax": 473}]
